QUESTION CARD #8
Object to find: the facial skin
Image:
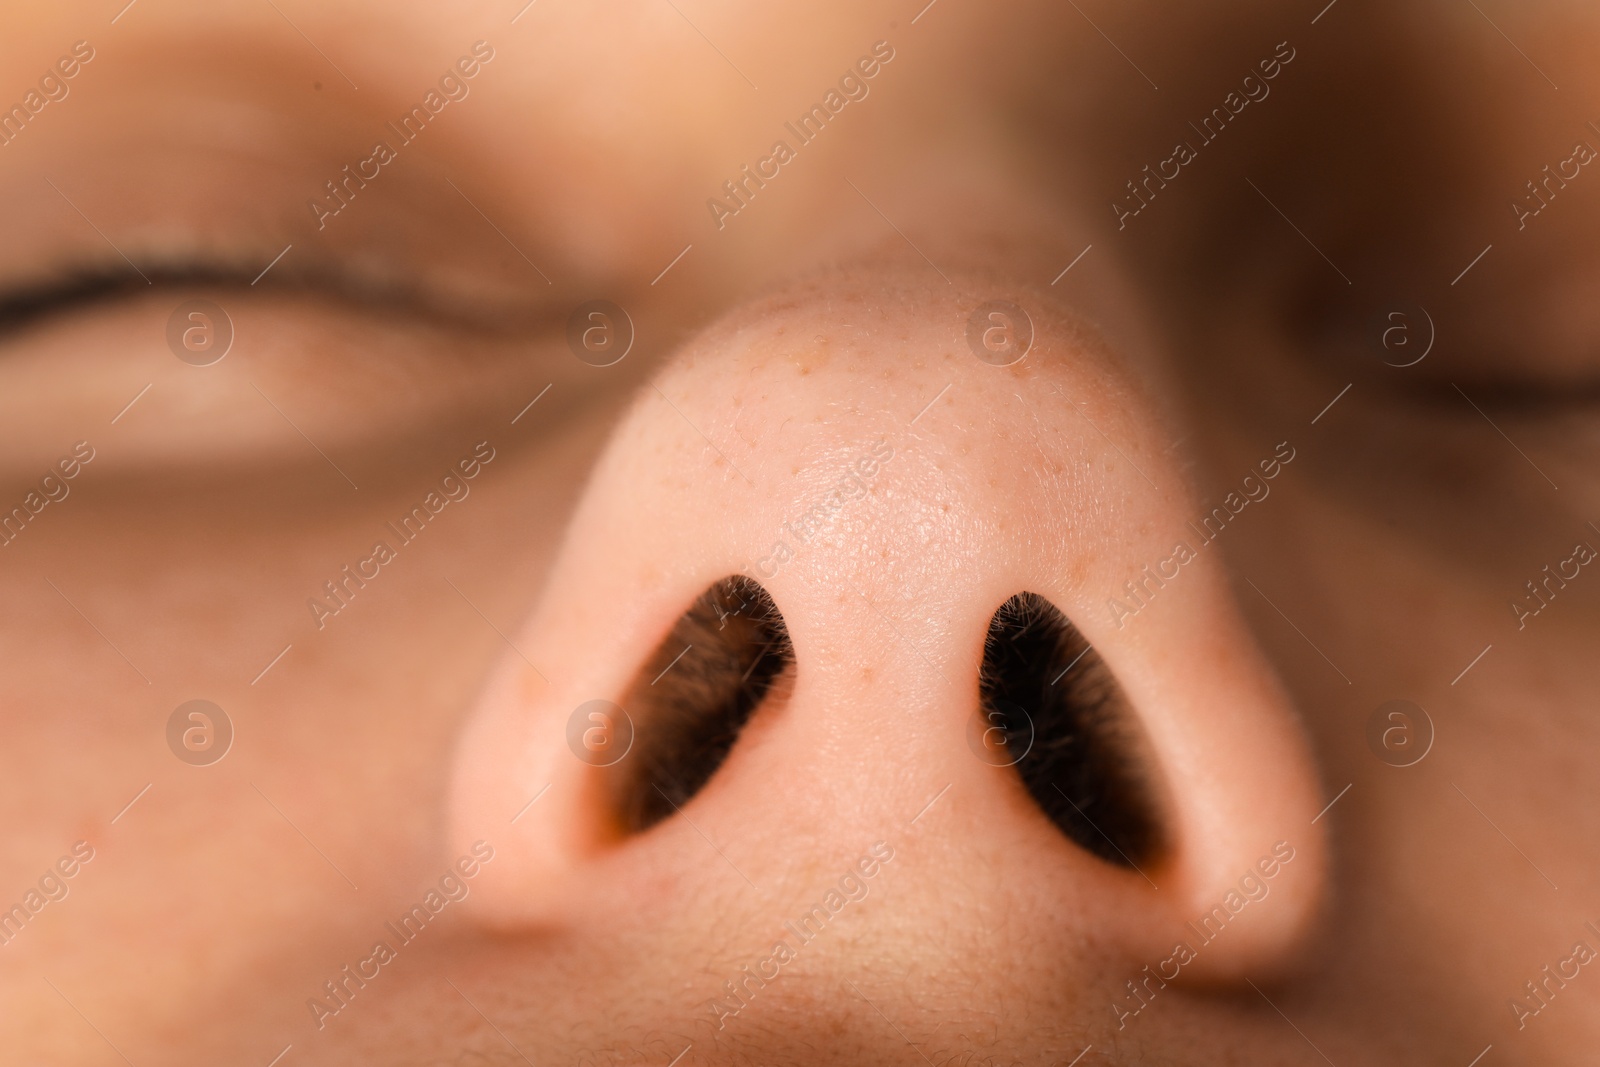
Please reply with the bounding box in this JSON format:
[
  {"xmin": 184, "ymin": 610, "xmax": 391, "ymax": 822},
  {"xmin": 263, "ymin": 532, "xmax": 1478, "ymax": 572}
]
[{"xmin": 2, "ymin": 0, "xmax": 1599, "ymax": 1063}]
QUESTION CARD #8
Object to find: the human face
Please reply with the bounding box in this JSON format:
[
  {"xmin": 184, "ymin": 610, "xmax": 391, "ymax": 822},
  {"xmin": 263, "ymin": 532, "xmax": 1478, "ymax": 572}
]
[{"xmin": 3, "ymin": 1, "xmax": 1598, "ymax": 1064}]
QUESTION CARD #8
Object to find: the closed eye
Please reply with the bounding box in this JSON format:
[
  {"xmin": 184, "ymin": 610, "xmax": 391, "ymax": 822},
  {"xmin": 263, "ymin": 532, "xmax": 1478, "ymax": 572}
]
[{"xmin": 0, "ymin": 258, "xmax": 554, "ymax": 344}]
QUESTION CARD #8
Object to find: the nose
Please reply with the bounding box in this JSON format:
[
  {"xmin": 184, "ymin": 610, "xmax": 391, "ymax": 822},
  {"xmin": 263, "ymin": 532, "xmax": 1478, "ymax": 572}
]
[{"xmin": 449, "ymin": 259, "xmax": 1327, "ymax": 1017}]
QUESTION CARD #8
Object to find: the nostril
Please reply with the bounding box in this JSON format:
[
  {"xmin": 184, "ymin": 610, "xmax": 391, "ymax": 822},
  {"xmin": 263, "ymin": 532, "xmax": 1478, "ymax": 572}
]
[
  {"xmin": 604, "ymin": 576, "xmax": 794, "ymax": 836},
  {"xmin": 980, "ymin": 592, "xmax": 1165, "ymax": 869}
]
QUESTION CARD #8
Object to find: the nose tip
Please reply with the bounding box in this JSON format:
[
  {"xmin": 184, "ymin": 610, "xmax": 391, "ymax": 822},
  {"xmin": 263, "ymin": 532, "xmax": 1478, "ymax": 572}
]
[{"xmin": 450, "ymin": 266, "xmax": 1327, "ymax": 988}]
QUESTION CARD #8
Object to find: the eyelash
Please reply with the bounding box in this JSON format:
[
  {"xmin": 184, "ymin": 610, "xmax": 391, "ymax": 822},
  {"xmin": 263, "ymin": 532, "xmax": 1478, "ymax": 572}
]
[
  {"xmin": 0, "ymin": 261, "xmax": 540, "ymax": 342},
  {"xmin": 0, "ymin": 268, "xmax": 165, "ymax": 335}
]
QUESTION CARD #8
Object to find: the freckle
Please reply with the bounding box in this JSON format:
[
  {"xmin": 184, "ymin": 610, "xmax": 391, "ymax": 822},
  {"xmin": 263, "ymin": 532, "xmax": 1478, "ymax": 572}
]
[{"xmin": 861, "ymin": 667, "xmax": 874, "ymax": 683}]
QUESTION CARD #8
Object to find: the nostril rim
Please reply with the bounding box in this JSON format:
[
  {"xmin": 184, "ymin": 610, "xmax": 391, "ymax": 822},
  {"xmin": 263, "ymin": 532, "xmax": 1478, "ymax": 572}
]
[
  {"xmin": 980, "ymin": 592, "xmax": 1165, "ymax": 869},
  {"xmin": 605, "ymin": 576, "xmax": 794, "ymax": 836}
]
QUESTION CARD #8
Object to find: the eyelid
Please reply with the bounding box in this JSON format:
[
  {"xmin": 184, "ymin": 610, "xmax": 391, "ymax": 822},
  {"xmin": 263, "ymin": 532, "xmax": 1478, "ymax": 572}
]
[
  {"xmin": 1299, "ymin": 296, "xmax": 1600, "ymax": 419},
  {"xmin": 0, "ymin": 258, "xmax": 556, "ymax": 343},
  {"xmin": 0, "ymin": 260, "xmax": 572, "ymax": 482}
]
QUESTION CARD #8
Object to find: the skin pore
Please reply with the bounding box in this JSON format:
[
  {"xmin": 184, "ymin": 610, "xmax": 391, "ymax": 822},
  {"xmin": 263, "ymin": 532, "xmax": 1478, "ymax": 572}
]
[{"xmin": 2, "ymin": 0, "xmax": 1599, "ymax": 1063}]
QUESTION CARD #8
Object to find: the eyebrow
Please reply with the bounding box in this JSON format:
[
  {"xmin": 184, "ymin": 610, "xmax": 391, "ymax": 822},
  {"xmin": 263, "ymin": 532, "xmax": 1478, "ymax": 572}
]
[{"xmin": 0, "ymin": 23, "xmax": 570, "ymax": 295}]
